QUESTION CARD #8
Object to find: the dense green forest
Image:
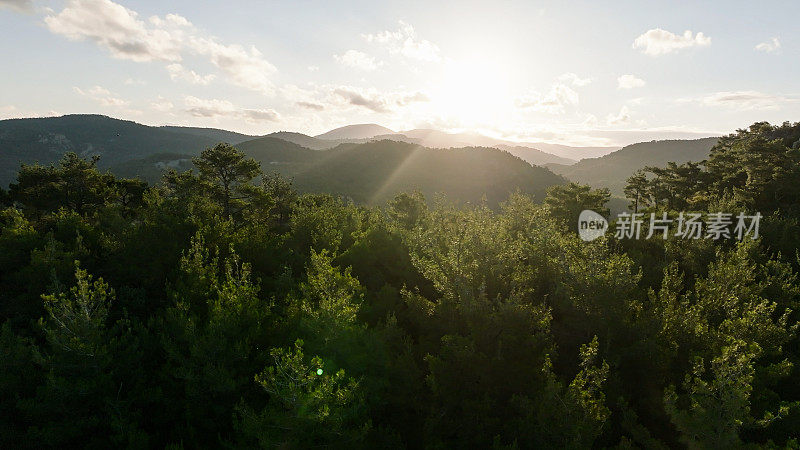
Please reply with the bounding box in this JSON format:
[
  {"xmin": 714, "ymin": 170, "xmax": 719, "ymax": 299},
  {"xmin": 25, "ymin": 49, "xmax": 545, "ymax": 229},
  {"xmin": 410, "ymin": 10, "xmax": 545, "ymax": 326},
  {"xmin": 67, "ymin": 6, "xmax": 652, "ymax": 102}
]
[{"xmin": 2, "ymin": 121, "xmax": 800, "ymax": 448}]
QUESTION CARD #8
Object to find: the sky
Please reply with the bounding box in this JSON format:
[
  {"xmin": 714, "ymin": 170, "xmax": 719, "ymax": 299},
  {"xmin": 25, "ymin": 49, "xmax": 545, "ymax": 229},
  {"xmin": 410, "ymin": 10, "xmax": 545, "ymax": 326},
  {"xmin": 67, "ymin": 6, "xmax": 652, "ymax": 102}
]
[{"xmin": 0, "ymin": 0, "xmax": 798, "ymax": 146}]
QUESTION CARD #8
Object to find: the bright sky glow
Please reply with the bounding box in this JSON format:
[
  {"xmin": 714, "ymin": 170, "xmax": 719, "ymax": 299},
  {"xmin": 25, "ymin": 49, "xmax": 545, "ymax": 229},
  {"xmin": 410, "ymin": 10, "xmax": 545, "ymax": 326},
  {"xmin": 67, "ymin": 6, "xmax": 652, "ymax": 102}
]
[{"xmin": 1, "ymin": 0, "xmax": 798, "ymax": 146}]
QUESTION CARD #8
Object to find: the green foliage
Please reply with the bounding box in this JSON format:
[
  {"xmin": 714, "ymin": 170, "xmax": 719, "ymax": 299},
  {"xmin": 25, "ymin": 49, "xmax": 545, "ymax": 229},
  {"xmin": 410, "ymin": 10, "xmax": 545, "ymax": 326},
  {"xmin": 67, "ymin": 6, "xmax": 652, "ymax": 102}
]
[
  {"xmin": 237, "ymin": 339, "xmax": 369, "ymax": 447},
  {"xmin": 545, "ymin": 182, "xmax": 611, "ymax": 231},
  {"xmin": 664, "ymin": 340, "xmax": 760, "ymax": 448},
  {"xmin": 2, "ymin": 122, "xmax": 800, "ymax": 447},
  {"xmin": 192, "ymin": 143, "xmax": 262, "ymax": 218},
  {"xmin": 10, "ymin": 153, "xmax": 117, "ymax": 216}
]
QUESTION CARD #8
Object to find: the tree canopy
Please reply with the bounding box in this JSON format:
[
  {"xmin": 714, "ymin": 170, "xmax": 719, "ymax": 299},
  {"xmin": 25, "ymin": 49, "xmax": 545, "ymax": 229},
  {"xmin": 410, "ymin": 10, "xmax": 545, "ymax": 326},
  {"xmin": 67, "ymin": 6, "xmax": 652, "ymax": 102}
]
[{"xmin": 2, "ymin": 127, "xmax": 800, "ymax": 448}]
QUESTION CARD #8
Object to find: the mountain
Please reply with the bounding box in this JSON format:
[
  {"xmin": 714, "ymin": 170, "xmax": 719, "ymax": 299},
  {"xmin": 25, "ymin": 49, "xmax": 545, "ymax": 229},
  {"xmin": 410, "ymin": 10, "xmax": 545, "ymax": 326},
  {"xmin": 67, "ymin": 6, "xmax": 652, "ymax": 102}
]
[
  {"xmin": 495, "ymin": 145, "xmax": 576, "ymax": 166},
  {"xmin": 514, "ymin": 142, "xmax": 618, "ymax": 161},
  {"xmin": 265, "ymin": 131, "xmax": 332, "ymax": 150},
  {"xmin": 315, "ymin": 124, "xmax": 395, "ymax": 140},
  {"xmin": 117, "ymin": 138, "xmax": 566, "ymax": 206},
  {"xmin": 237, "ymin": 136, "xmax": 320, "ymax": 163},
  {"xmin": 158, "ymin": 126, "xmax": 255, "ymax": 144},
  {"xmin": 549, "ymin": 137, "xmax": 719, "ymax": 194},
  {"xmin": 268, "ymin": 125, "xmax": 614, "ymax": 162},
  {"xmin": 0, "ymin": 114, "xmax": 252, "ymax": 186},
  {"xmin": 379, "ymin": 128, "xmax": 617, "ymax": 161},
  {"xmin": 252, "ymin": 139, "xmax": 566, "ymax": 206},
  {"xmin": 111, "ymin": 153, "xmax": 194, "ymax": 180}
]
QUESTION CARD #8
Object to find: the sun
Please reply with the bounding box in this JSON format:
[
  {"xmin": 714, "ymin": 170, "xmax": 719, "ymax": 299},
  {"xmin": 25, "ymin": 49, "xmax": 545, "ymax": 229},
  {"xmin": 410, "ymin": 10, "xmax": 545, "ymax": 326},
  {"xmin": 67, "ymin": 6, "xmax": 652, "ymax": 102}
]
[{"xmin": 429, "ymin": 56, "xmax": 514, "ymax": 128}]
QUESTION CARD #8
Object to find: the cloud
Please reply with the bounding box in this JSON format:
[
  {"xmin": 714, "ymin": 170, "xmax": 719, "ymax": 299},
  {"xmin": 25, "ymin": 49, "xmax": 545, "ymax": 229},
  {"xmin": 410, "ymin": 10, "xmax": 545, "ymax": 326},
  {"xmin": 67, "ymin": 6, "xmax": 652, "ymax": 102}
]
[
  {"xmin": 150, "ymin": 96, "xmax": 173, "ymax": 112},
  {"xmin": 44, "ymin": 0, "xmax": 276, "ymax": 94},
  {"xmin": 45, "ymin": 0, "xmax": 186, "ymax": 62},
  {"xmin": 397, "ymin": 91, "xmax": 429, "ymax": 106},
  {"xmin": 73, "ymin": 85, "xmax": 129, "ymax": 106},
  {"xmin": 557, "ymin": 72, "xmax": 593, "ymax": 87},
  {"xmin": 617, "ymin": 74, "xmax": 646, "ymax": 89},
  {"xmin": 0, "ymin": 0, "xmax": 33, "ymax": 12},
  {"xmin": 280, "ymin": 82, "xmax": 428, "ymax": 115},
  {"xmin": 688, "ymin": 91, "xmax": 794, "ymax": 111},
  {"xmin": 581, "ymin": 113, "xmax": 599, "ymax": 128},
  {"xmin": 186, "ymin": 36, "xmax": 276, "ymax": 94},
  {"xmin": 307, "ymin": 65, "xmax": 319, "ymax": 72},
  {"xmin": 606, "ymin": 106, "xmax": 631, "ymax": 125},
  {"xmin": 184, "ymin": 96, "xmax": 280, "ymax": 122},
  {"xmin": 334, "ymin": 50, "xmax": 382, "ymax": 71},
  {"xmin": 515, "ymin": 83, "xmax": 579, "ymax": 114},
  {"xmin": 333, "ymin": 87, "xmax": 390, "ymax": 113},
  {"xmin": 632, "ymin": 28, "xmax": 711, "ymax": 55},
  {"xmin": 166, "ymin": 63, "xmax": 215, "ymax": 85},
  {"xmin": 332, "ymin": 86, "xmax": 430, "ymax": 113},
  {"xmin": 755, "ymin": 37, "xmax": 781, "ymax": 53},
  {"xmin": 296, "ymin": 101, "xmax": 325, "ymax": 111},
  {"xmin": 362, "ymin": 20, "xmax": 441, "ymax": 62}
]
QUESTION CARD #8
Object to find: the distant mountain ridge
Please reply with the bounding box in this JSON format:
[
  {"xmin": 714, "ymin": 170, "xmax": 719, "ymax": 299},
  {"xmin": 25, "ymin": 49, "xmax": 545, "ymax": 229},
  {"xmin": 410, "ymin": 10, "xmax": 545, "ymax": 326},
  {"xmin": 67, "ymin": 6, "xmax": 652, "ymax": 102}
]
[
  {"xmin": 0, "ymin": 114, "xmax": 255, "ymax": 186},
  {"xmin": 158, "ymin": 126, "xmax": 255, "ymax": 144},
  {"xmin": 314, "ymin": 124, "xmax": 395, "ymax": 140},
  {"xmin": 113, "ymin": 138, "xmax": 566, "ymax": 207},
  {"xmin": 548, "ymin": 137, "xmax": 720, "ymax": 194},
  {"xmin": 238, "ymin": 138, "xmax": 567, "ymax": 206},
  {"xmin": 0, "ymin": 115, "xmax": 717, "ymax": 200},
  {"xmin": 279, "ymin": 125, "xmax": 615, "ymax": 164}
]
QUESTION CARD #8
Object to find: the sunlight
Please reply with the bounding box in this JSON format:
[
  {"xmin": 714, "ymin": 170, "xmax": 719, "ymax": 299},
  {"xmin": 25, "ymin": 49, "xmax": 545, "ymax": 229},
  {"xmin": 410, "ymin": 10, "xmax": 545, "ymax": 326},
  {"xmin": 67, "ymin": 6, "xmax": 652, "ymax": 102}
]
[{"xmin": 430, "ymin": 56, "xmax": 514, "ymax": 128}]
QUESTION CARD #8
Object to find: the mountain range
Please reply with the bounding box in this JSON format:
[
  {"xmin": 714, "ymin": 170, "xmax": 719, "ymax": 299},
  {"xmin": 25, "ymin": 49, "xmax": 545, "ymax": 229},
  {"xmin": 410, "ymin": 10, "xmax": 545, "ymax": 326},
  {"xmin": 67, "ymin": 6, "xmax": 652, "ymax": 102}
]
[
  {"xmin": 275, "ymin": 123, "xmax": 619, "ymax": 163},
  {"xmin": 0, "ymin": 114, "xmax": 721, "ymax": 207}
]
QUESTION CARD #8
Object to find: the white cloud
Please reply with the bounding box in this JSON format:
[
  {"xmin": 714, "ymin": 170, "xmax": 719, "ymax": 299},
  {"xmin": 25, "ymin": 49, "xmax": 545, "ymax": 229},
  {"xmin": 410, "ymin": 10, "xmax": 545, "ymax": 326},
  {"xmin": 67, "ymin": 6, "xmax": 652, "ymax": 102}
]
[
  {"xmin": 296, "ymin": 101, "xmax": 325, "ymax": 111},
  {"xmin": 73, "ymin": 85, "xmax": 129, "ymax": 106},
  {"xmin": 617, "ymin": 74, "xmax": 646, "ymax": 89},
  {"xmin": 334, "ymin": 50, "xmax": 382, "ymax": 71},
  {"xmin": 558, "ymin": 72, "xmax": 593, "ymax": 87},
  {"xmin": 307, "ymin": 65, "xmax": 319, "ymax": 72},
  {"xmin": 689, "ymin": 91, "xmax": 794, "ymax": 111},
  {"xmin": 45, "ymin": 0, "xmax": 186, "ymax": 62},
  {"xmin": 0, "ymin": 0, "xmax": 33, "ymax": 12},
  {"xmin": 282, "ymin": 83, "xmax": 429, "ymax": 114},
  {"xmin": 362, "ymin": 20, "xmax": 441, "ymax": 62},
  {"xmin": 606, "ymin": 106, "xmax": 631, "ymax": 125},
  {"xmin": 186, "ymin": 36, "xmax": 276, "ymax": 95},
  {"xmin": 515, "ymin": 83, "xmax": 579, "ymax": 114},
  {"xmin": 755, "ymin": 37, "xmax": 781, "ymax": 53},
  {"xmin": 632, "ymin": 28, "xmax": 711, "ymax": 56},
  {"xmin": 166, "ymin": 63, "xmax": 215, "ymax": 85},
  {"xmin": 184, "ymin": 96, "xmax": 280, "ymax": 122},
  {"xmin": 124, "ymin": 78, "xmax": 146, "ymax": 85},
  {"xmin": 44, "ymin": 0, "xmax": 276, "ymax": 94},
  {"xmin": 332, "ymin": 87, "xmax": 392, "ymax": 113},
  {"xmin": 581, "ymin": 114, "xmax": 599, "ymax": 128},
  {"xmin": 151, "ymin": 96, "xmax": 174, "ymax": 112},
  {"xmin": 397, "ymin": 91, "xmax": 429, "ymax": 106}
]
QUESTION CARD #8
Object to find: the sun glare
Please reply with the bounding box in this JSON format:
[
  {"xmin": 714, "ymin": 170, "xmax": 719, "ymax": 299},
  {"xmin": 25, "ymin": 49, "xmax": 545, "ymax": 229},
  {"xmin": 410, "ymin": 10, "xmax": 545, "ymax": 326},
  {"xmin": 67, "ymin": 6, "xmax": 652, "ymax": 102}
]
[{"xmin": 431, "ymin": 57, "xmax": 514, "ymax": 128}]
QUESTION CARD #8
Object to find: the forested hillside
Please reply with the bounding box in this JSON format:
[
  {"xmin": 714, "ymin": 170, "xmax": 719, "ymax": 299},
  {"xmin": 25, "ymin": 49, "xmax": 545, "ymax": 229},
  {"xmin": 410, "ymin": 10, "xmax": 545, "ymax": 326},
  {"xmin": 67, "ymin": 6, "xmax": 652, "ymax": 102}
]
[
  {"xmin": 550, "ymin": 137, "xmax": 719, "ymax": 194},
  {"xmin": 0, "ymin": 115, "xmax": 254, "ymax": 186},
  {"xmin": 1, "ymin": 121, "xmax": 800, "ymax": 447},
  {"xmin": 118, "ymin": 138, "xmax": 567, "ymax": 207}
]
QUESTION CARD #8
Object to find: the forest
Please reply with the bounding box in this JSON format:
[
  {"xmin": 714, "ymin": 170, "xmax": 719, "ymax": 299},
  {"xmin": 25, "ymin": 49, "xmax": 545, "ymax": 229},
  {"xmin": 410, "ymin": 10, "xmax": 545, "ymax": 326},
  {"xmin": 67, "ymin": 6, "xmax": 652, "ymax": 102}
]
[{"xmin": 1, "ymin": 121, "xmax": 800, "ymax": 448}]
